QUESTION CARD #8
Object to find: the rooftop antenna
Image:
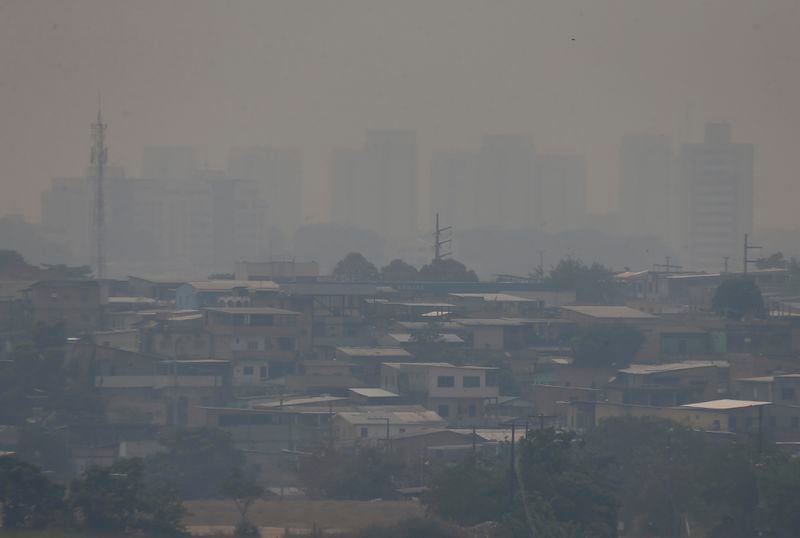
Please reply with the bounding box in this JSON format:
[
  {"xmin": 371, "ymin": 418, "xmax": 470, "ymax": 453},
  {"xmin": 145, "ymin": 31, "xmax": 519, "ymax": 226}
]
[
  {"xmin": 743, "ymin": 233, "xmax": 762, "ymax": 275},
  {"xmin": 433, "ymin": 213, "xmax": 452, "ymax": 262},
  {"xmin": 91, "ymin": 94, "xmax": 108, "ymax": 279},
  {"xmin": 653, "ymin": 256, "xmax": 682, "ymax": 273}
]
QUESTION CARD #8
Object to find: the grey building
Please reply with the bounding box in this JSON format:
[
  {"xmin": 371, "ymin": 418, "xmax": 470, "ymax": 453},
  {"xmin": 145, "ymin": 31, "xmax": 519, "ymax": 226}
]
[
  {"xmin": 682, "ymin": 123, "xmax": 754, "ymax": 272},
  {"xmin": 618, "ymin": 134, "xmax": 675, "ymax": 243}
]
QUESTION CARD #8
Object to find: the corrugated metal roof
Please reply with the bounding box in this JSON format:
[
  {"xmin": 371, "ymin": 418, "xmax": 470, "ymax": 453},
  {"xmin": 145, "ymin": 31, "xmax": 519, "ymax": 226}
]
[
  {"xmin": 561, "ymin": 306, "xmax": 656, "ymax": 319},
  {"xmin": 336, "ymin": 347, "xmax": 412, "ymax": 358},
  {"xmin": 681, "ymin": 399, "xmax": 771, "ymax": 410},
  {"xmin": 386, "ymin": 333, "xmax": 464, "ymax": 343},
  {"xmin": 348, "ymin": 388, "xmax": 400, "ymax": 398},
  {"xmin": 620, "ymin": 361, "xmax": 729, "ymax": 375},
  {"xmin": 449, "ymin": 293, "xmax": 537, "ymax": 302},
  {"xmin": 188, "ymin": 280, "xmax": 278, "ymax": 291},
  {"xmin": 205, "ymin": 306, "xmax": 300, "ymax": 315}
]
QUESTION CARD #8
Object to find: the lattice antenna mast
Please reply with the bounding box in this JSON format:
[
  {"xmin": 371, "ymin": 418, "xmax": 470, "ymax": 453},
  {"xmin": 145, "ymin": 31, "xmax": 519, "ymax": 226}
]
[
  {"xmin": 91, "ymin": 105, "xmax": 108, "ymax": 279},
  {"xmin": 433, "ymin": 213, "xmax": 452, "ymax": 262}
]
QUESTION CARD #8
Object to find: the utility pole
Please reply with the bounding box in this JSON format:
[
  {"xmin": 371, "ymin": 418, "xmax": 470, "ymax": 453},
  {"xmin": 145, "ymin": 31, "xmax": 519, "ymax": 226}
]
[
  {"xmin": 723, "ymin": 256, "xmax": 730, "ymax": 273},
  {"xmin": 654, "ymin": 256, "xmax": 682, "ymax": 273},
  {"xmin": 433, "ymin": 213, "xmax": 452, "ymax": 262},
  {"xmin": 743, "ymin": 233, "xmax": 762, "ymax": 275},
  {"xmin": 91, "ymin": 103, "xmax": 108, "ymax": 279}
]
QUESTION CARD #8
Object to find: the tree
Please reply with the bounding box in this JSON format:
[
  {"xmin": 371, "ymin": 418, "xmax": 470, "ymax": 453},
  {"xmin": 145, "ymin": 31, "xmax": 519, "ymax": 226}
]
[
  {"xmin": 332, "ymin": 252, "xmax": 380, "ymax": 281},
  {"xmin": 759, "ymin": 456, "xmax": 800, "ymax": 538},
  {"xmin": 380, "ymin": 259, "xmax": 418, "ymax": 281},
  {"xmin": 146, "ymin": 427, "xmax": 244, "ymax": 500},
  {"xmin": 0, "ymin": 455, "xmax": 66, "ymax": 530},
  {"xmin": 424, "ymin": 457, "xmax": 509, "ymax": 526},
  {"xmin": 547, "ymin": 258, "xmax": 620, "ymax": 304},
  {"xmin": 299, "ymin": 448, "xmax": 402, "ymax": 500},
  {"xmin": 572, "ymin": 324, "xmax": 644, "ymax": 368},
  {"xmin": 756, "ymin": 252, "xmax": 788, "ymax": 270},
  {"xmin": 70, "ymin": 458, "xmax": 187, "ymax": 536},
  {"xmin": 712, "ymin": 277, "xmax": 765, "ymax": 320},
  {"xmin": 221, "ymin": 468, "xmax": 264, "ymax": 531},
  {"xmin": 418, "ymin": 258, "xmax": 478, "ymax": 282}
]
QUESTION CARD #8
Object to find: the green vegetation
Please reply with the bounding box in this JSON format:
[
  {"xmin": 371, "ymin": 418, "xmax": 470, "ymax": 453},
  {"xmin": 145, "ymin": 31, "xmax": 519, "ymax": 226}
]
[
  {"xmin": 422, "ymin": 417, "xmax": 800, "ymax": 537},
  {"xmin": 572, "ymin": 323, "xmax": 644, "ymax": 368},
  {"xmin": 0, "ymin": 455, "xmax": 187, "ymax": 537},
  {"xmin": 418, "ymin": 258, "xmax": 478, "ymax": 282},
  {"xmin": 145, "ymin": 427, "xmax": 245, "ymax": 500},
  {"xmin": 332, "ymin": 252, "xmax": 380, "ymax": 281},
  {"xmin": 299, "ymin": 447, "xmax": 402, "ymax": 500},
  {"xmin": 547, "ymin": 258, "xmax": 620, "ymax": 304},
  {"xmin": 712, "ymin": 276, "xmax": 766, "ymax": 320}
]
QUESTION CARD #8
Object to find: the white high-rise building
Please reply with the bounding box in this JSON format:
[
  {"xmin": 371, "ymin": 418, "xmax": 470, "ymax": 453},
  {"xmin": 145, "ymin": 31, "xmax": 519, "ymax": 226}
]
[{"xmin": 682, "ymin": 123, "xmax": 754, "ymax": 272}]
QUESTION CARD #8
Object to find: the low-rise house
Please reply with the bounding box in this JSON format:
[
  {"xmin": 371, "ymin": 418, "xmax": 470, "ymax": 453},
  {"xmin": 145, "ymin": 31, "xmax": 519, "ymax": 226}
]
[
  {"xmin": 335, "ymin": 346, "xmax": 413, "ymax": 385},
  {"xmin": 348, "ymin": 387, "xmax": 402, "ymax": 405},
  {"xmin": 205, "ymin": 306, "xmax": 306, "ymax": 384},
  {"xmin": 333, "ymin": 406, "xmax": 446, "ymax": 443},
  {"xmin": 176, "ymin": 280, "xmax": 279, "ymax": 310},
  {"xmin": 560, "ymin": 305, "xmax": 657, "ymax": 327},
  {"xmin": 381, "ymin": 362, "xmax": 499, "ymax": 425},
  {"xmin": 607, "ymin": 361, "xmax": 730, "ymax": 406},
  {"xmin": 27, "ymin": 279, "xmax": 103, "ymax": 334},
  {"xmin": 127, "ymin": 276, "xmax": 186, "ymax": 301},
  {"xmin": 564, "ymin": 398, "xmax": 772, "ymax": 434},
  {"xmin": 140, "ymin": 311, "xmax": 210, "ymax": 359},
  {"xmin": 448, "ymin": 293, "xmax": 542, "ymax": 317}
]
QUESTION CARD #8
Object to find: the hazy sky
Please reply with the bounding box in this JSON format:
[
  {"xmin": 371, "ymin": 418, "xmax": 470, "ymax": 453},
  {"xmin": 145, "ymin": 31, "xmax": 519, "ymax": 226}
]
[{"xmin": 1, "ymin": 0, "xmax": 799, "ymax": 228}]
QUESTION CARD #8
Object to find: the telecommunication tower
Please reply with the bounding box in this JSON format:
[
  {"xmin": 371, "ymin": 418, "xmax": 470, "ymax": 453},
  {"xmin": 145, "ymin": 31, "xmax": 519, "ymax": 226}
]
[
  {"xmin": 91, "ymin": 106, "xmax": 108, "ymax": 279},
  {"xmin": 433, "ymin": 213, "xmax": 452, "ymax": 261}
]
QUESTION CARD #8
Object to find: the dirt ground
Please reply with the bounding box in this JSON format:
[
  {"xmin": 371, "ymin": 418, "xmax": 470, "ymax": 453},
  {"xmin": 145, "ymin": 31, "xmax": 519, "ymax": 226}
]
[{"xmin": 184, "ymin": 499, "xmax": 424, "ymax": 532}]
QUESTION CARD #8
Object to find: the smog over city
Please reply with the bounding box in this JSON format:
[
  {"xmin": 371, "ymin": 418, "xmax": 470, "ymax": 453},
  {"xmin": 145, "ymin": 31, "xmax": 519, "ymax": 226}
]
[{"xmin": 2, "ymin": 2, "xmax": 800, "ymax": 537}]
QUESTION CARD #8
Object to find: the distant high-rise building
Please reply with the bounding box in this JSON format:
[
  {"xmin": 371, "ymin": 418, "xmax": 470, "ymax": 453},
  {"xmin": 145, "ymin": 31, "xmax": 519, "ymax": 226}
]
[
  {"xmin": 682, "ymin": 123, "xmax": 754, "ymax": 272},
  {"xmin": 365, "ymin": 130, "xmax": 418, "ymax": 239},
  {"xmin": 330, "ymin": 148, "xmax": 372, "ymax": 230},
  {"xmin": 227, "ymin": 147, "xmax": 303, "ymax": 246},
  {"xmin": 535, "ymin": 154, "xmax": 588, "ymax": 233},
  {"xmin": 430, "ymin": 151, "xmax": 478, "ymax": 232},
  {"xmin": 329, "ymin": 130, "xmax": 418, "ymax": 240},
  {"xmin": 141, "ymin": 146, "xmax": 198, "ymax": 181},
  {"xmin": 618, "ymin": 134, "xmax": 674, "ymax": 241},
  {"xmin": 476, "ymin": 135, "xmax": 536, "ymax": 229}
]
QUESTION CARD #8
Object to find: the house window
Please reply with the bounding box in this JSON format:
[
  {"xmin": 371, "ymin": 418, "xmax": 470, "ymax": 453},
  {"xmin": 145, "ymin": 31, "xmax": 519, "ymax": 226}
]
[
  {"xmin": 437, "ymin": 404, "xmax": 450, "ymax": 417},
  {"xmin": 278, "ymin": 337, "xmax": 296, "ymax": 351},
  {"xmin": 468, "ymin": 404, "xmax": 477, "ymax": 417},
  {"xmin": 247, "ymin": 340, "xmax": 259, "ymax": 352},
  {"xmin": 360, "ymin": 427, "xmax": 369, "ymax": 438},
  {"xmin": 463, "ymin": 376, "xmax": 481, "ymax": 388},
  {"xmin": 399, "ymin": 428, "xmax": 406, "ymax": 433},
  {"xmin": 782, "ymin": 388, "xmax": 796, "ymax": 401},
  {"xmin": 259, "ymin": 366, "xmax": 268, "ymax": 379},
  {"xmin": 243, "ymin": 366, "xmax": 254, "ymax": 376},
  {"xmin": 437, "ymin": 376, "xmax": 455, "ymax": 388}
]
